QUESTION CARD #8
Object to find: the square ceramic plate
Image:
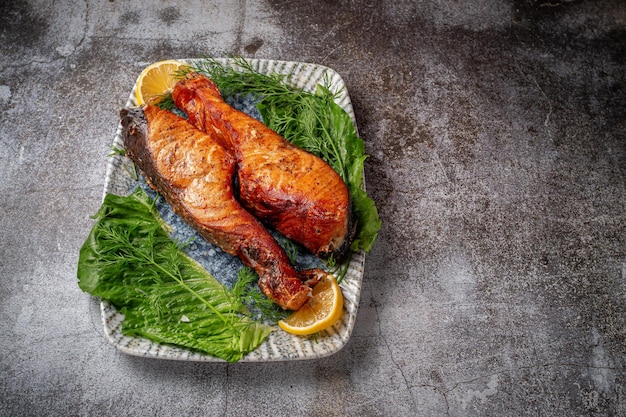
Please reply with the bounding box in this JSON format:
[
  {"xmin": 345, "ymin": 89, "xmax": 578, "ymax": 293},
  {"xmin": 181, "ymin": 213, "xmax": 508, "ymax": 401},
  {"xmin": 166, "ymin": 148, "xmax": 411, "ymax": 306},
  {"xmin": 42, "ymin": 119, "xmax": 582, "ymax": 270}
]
[{"xmin": 101, "ymin": 58, "xmax": 366, "ymax": 361}]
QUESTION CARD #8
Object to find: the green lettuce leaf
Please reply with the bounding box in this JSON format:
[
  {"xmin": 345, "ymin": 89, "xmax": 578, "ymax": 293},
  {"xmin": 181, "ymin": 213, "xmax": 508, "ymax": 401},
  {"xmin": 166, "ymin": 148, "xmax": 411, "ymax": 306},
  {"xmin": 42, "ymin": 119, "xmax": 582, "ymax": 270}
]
[{"xmin": 77, "ymin": 188, "xmax": 272, "ymax": 362}]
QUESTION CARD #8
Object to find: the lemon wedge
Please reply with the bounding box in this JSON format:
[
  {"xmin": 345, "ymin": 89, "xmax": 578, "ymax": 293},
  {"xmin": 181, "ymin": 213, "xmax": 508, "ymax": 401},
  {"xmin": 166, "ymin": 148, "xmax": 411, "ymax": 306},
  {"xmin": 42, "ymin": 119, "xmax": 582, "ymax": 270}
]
[
  {"xmin": 135, "ymin": 60, "xmax": 188, "ymax": 105},
  {"xmin": 278, "ymin": 274, "xmax": 344, "ymax": 335}
]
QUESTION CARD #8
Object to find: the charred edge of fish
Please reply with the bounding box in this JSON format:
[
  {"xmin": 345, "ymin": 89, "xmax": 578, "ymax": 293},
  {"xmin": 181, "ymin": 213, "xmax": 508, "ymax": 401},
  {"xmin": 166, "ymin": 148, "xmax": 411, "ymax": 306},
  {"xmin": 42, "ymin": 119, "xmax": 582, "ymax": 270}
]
[
  {"xmin": 318, "ymin": 197, "xmax": 356, "ymax": 262},
  {"xmin": 119, "ymin": 107, "xmax": 148, "ymax": 160}
]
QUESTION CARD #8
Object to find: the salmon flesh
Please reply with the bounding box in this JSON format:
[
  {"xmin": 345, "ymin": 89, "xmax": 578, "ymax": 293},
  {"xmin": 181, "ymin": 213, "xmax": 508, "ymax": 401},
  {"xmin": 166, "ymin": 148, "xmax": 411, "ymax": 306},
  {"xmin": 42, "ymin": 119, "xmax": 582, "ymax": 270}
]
[
  {"xmin": 172, "ymin": 73, "xmax": 355, "ymax": 260},
  {"xmin": 120, "ymin": 105, "xmax": 324, "ymax": 310}
]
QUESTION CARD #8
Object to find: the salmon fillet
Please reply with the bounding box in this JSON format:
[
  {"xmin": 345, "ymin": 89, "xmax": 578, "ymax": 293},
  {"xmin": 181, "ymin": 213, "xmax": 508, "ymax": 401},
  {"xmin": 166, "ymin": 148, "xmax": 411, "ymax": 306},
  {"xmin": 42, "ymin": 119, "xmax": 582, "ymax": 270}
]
[
  {"xmin": 120, "ymin": 105, "xmax": 323, "ymax": 310},
  {"xmin": 172, "ymin": 73, "xmax": 354, "ymax": 260}
]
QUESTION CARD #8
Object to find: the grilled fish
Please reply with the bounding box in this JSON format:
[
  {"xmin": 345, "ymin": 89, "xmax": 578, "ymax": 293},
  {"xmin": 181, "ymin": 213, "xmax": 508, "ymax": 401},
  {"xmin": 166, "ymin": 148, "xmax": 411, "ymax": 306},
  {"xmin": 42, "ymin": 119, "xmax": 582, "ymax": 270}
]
[
  {"xmin": 172, "ymin": 73, "xmax": 354, "ymax": 260},
  {"xmin": 120, "ymin": 105, "xmax": 323, "ymax": 310}
]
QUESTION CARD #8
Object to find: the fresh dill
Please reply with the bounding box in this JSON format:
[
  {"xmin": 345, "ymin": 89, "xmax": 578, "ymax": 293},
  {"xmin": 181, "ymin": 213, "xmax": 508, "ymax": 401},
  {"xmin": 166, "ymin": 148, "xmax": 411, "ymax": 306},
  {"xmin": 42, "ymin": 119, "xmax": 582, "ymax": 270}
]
[
  {"xmin": 232, "ymin": 267, "xmax": 289, "ymax": 322},
  {"xmin": 280, "ymin": 238, "xmax": 300, "ymax": 265},
  {"xmin": 155, "ymin": 93, "xmax": 176, "ymax": 111},
  {"xmin": 331, "ymin": 252, "xmax": 351, "ymax": 284},
  {"xmin": 108, "ymin": 145, "xmax": 126, "ymax": 157},
  {"xmin": 109, "ymin": 145, "xmax": 139, "ymax": 181},
  {"xmin": 77, "ymin": 188, "xmax": 272, "ymax": 362}
]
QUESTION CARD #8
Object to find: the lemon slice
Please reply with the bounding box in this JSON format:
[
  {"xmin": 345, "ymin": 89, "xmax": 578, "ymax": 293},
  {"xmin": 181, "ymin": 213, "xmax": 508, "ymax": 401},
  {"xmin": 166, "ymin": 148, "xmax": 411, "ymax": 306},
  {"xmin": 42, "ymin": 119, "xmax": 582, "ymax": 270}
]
[
  {"xmin": 278, "ymin": 274, "xmax": 344, "ymax": 335},
  {"xmin": 135, "ymin": 60, "xmax": 188, "ymax": 105}
]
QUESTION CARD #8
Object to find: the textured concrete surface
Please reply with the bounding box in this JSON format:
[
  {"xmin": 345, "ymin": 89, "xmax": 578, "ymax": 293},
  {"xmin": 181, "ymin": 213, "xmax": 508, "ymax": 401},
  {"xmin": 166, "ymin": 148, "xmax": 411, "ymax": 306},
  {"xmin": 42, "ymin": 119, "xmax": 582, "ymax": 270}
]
[{"xmin": 1, "ymin": 0, "xmax": 625, "ymax": 416}]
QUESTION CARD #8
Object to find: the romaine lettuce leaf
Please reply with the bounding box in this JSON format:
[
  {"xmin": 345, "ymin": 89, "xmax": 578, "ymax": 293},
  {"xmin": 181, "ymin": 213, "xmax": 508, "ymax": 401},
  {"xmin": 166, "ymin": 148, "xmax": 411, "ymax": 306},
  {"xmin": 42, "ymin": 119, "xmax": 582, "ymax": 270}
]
[{"xmin": 77, "ymin": 187, "xmax": 271, "ymax": 362}]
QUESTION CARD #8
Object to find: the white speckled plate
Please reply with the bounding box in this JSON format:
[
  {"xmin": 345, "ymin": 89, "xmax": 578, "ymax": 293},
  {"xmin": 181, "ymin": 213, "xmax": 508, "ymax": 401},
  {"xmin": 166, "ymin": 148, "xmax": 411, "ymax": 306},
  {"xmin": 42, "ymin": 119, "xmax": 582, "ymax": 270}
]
[{"xmin": 101, "ymin": 58, "xmax": 365, "ymax": 362}]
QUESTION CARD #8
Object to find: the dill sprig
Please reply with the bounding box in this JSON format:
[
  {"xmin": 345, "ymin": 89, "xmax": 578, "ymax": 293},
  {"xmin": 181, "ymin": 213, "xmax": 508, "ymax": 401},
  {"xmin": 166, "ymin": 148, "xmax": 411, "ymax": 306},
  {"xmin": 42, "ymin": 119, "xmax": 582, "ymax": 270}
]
[
  {"xmin": 280, "ymin": 238, "xmax": 300, "ymax": 265},
  {"xmin": 329, "ymin": 252, "xmax": 351, "ymax": 284},
  {"xmin": 191, "ymin": 56, "xmax": 303, "ymax": 99},
  {"xmin": 155, "ymin": 93, "xmax": 176, "ymax": 111},
  {"xmin": 232, "ymin": 267, "xmax": 289, "ymax": 322},
  {"xmin": 108, "ymin": 145, "xmax": 126, "ymax": 157},
  {"xmin": 77, "ymin": 188, "xmax": 272, "ymax": 362}
]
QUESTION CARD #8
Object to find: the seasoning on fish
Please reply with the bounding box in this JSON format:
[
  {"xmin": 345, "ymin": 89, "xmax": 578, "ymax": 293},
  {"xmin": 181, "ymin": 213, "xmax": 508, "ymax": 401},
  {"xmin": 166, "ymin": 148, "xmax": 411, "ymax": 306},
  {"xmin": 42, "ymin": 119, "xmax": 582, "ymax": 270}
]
[
  {"xmin": 120, "ymin": 105, "xmax": 325, "ymax": 310},
  {"xmin": 172, "ymin": 73, "xmax": 355, "ymax": 260}
]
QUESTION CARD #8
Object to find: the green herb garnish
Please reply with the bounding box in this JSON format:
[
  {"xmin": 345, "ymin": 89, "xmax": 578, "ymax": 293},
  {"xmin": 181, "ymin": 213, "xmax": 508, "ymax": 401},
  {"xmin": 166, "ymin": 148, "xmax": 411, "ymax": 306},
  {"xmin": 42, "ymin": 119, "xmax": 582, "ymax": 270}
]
[
  {"xmin": 108, "ymin": 145, "xmax": 126, "ymax": 157},
  {"xmin": 231, "ymin": 267, "xmax": 289, "ymax": 322},
  {"xmin": 155, "ymin": 93, "xmax": 176, "ymax": 110},
  {"xmin": 77, "ymin": 187, "xmax": 271, "ymax": 362}
]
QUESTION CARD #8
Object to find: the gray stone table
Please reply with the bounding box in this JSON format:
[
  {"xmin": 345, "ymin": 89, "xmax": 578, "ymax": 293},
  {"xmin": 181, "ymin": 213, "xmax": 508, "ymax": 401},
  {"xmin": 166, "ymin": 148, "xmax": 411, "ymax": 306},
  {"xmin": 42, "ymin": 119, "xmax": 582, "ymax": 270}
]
[{"xmin": 1, "ymin": 1, "xmax": 624, "ymax": 416}]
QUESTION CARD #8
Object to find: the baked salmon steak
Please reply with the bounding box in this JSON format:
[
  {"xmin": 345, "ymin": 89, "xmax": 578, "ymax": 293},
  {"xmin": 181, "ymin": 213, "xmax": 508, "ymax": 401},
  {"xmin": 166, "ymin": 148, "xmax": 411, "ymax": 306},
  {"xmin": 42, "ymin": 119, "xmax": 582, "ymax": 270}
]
[
  {"xmin": 172, "ymin": 72, "xmax": 354, "ymax": 260},
  {"xmin": 120, "ymin": 105, "xmax": 324, "ymax": 310}
]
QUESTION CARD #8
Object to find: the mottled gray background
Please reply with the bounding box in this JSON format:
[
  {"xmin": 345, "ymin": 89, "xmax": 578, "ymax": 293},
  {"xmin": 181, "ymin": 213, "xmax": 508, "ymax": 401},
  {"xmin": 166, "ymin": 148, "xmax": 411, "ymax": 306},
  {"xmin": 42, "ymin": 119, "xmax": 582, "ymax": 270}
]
[{"xmin": 1, "ymin": 1, "xmax": 624, "ymax": 416}]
